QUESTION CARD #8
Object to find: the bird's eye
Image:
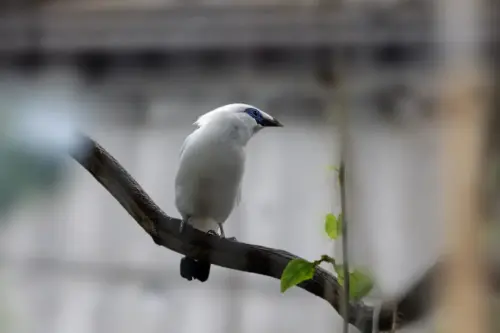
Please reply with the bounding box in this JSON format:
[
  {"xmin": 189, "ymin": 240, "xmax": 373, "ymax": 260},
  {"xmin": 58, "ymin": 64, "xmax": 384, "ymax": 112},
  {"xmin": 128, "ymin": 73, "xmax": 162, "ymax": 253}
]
[{"xmin": 245, "ymin": 108, "xmax": 261, "ymax": 120}]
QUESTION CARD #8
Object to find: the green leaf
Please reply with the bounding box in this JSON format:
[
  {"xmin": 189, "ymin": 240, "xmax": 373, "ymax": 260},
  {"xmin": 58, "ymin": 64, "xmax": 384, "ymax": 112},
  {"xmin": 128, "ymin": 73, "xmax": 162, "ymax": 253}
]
[
  {"xmin": 280, "ymin": 259, "xmax": 316, "ymax": 293},
  {"xmin": 325, "ymin": 213, "xmax": 342, "ymax": 239},
  {"xmin": 349, "ymin": 269, "xmax": 374, "ymax": 301},
  {"xmin": 334, "ymin": 265, "xmax": 374, "ymax": 301},
  {"xmin": 334, "ymin": 263, "xmax": 345, "ymax": 284}
]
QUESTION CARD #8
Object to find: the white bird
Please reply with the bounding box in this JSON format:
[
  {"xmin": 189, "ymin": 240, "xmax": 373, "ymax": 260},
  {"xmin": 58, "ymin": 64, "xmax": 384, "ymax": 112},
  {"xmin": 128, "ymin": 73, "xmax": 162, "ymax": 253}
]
[{"xmin": 174, "ymin": 103, "xmax": 282, "ymax": 281}]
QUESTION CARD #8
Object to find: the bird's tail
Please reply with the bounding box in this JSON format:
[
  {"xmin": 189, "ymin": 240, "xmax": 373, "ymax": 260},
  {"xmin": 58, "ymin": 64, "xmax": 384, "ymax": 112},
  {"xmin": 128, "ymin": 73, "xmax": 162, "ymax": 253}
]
[
  {"xmin": 180, "ymin": 256, "xmax": 211, "ymax": 282},
  {"xmin": 179, "ymin": 217, "xmax": 219, "ymax": 282}
]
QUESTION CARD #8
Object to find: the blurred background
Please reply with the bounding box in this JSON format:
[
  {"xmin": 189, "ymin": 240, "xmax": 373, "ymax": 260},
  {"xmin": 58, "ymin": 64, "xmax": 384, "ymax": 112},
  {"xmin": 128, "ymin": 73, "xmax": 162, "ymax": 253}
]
[{"xmin": 0, "ymin": 1, "xmax": 496, "ymax": 333}]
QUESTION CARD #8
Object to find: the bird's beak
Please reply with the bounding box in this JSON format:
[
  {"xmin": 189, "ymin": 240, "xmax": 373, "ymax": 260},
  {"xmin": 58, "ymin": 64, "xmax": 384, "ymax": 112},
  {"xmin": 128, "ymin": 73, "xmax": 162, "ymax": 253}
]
[{"xmin": 261, "ymin": 117, "xmax": 283, "ymax": 127}]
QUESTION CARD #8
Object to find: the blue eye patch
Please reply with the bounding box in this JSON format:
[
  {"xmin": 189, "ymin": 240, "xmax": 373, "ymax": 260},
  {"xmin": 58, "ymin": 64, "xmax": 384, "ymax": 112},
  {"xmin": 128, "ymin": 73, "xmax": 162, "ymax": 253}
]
[{"xmin": 244, "ymin": 107, "xmax": 264, "ymax": 124}]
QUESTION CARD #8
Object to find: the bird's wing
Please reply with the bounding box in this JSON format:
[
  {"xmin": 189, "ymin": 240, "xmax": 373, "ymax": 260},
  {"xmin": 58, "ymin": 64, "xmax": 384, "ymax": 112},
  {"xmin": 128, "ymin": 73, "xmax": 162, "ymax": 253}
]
[
  {"xmin": 179, "ymin": 139, "xmax": 187, "ymax": 157},
  {"xmin": 179, "ymin": 132, "xmax": 193, "ymax": 157},
  {"xmin": 235, "ymin": 186, "xmax": 242, "ymax": 207}
]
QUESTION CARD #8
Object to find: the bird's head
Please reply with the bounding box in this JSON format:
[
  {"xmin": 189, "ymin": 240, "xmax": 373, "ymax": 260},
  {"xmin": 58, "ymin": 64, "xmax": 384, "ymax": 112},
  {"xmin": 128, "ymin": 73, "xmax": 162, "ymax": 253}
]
[{"xmin": 195, "ymin": 103, "xmax": 283, "ymax": 134}]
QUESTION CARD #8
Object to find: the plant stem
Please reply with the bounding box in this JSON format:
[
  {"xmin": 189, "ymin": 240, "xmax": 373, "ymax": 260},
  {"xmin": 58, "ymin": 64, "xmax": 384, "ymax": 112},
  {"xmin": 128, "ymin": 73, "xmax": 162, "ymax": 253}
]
[{"xmin": 339, "ymin": 160, "xmax": 350, "ymax": 333}]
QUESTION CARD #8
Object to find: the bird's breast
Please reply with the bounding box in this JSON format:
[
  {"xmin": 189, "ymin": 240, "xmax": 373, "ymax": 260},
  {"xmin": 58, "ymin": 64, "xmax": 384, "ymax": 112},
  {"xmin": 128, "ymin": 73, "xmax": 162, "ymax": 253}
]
[{"xmin": 175, "ymin": 140, "xmax": 245, "ymax": 223}]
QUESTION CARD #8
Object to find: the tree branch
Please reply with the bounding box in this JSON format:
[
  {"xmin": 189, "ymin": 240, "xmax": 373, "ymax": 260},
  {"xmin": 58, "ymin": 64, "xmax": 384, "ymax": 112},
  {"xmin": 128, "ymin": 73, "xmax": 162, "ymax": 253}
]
[{"xmin": 69, "ymin": 133, "xmax": 497, "ymax": 332}]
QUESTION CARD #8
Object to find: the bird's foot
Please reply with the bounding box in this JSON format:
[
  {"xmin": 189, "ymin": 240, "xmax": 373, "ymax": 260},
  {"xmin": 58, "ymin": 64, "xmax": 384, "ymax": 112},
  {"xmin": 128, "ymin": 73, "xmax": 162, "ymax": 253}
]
[{"xmin": 206, "ymin": 230, "xmax": 237, "ymax": 242}]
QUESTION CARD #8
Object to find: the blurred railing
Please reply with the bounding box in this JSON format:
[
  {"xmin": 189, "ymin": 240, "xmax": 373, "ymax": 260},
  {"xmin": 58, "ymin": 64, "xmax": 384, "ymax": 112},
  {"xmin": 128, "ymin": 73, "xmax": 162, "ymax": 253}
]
[{"xmin": 0, "ymin": 1, "xmax": 439, "ymax": 51}]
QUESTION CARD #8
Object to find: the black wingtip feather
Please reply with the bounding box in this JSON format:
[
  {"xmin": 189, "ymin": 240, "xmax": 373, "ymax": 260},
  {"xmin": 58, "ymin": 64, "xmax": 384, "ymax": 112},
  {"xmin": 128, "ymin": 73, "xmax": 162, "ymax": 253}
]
[{"xmin": 180, "ymin": 256, "xmax": 211, "ymax": 282}]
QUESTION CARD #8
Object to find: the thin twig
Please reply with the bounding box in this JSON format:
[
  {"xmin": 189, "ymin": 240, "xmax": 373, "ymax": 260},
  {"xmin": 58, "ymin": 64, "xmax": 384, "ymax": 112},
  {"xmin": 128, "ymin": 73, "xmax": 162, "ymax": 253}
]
[
  {"xmin": 336, "ymin": 48, "xmax": 350, "ymax": 333},
  {"xmin": 339, "ymin": 159, "xmax": 350, "ymax": 333}
]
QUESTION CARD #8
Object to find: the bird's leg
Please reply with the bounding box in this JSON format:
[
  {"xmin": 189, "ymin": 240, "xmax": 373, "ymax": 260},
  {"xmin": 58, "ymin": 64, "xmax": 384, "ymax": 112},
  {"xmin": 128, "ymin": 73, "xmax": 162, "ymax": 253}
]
[
  {"xmin": 205, "ymin": 225, "xmax": 237, "ymax": 242},
  {"xmin": 179, "ymin": 219, "xmax": 186, "ymax": 233},
  {"xmin": 179, "ymin": 216, "xmax": 190, "ymax": 234},
  {"xmin": 218, "ymin": 223, "xmax": 237, "ymax": 242},
  {"xmin": 219, "ymin": 224, "xmax": 226, "ymax": 238}
]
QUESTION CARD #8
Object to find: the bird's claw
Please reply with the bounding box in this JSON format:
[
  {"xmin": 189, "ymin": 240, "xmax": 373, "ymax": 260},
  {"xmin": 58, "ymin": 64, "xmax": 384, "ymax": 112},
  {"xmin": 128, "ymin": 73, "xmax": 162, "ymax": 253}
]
[
  {"xmin": 206, "ymin": 230, "xmax": 236, "ymax": 242},
  {"xmin": 206, "ymin": 230, "xmax": 219, "ymax": 237}
]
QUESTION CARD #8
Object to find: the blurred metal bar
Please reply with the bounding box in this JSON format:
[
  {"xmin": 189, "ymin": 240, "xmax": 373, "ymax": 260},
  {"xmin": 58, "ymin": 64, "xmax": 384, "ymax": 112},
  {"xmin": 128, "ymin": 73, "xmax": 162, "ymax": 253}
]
[{"xmin": 0, "ymin": 3, "xmax": 440, "ymax": 51}]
